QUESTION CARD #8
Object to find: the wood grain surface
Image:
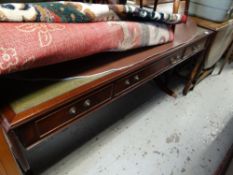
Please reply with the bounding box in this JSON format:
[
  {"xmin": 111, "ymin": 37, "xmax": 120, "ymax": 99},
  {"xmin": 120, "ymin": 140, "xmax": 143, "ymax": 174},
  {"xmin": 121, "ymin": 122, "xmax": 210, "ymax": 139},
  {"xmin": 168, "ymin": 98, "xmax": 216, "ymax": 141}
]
[{"xmin": 0, "ymin": 128, "xmax": 21, "ymax": 175}]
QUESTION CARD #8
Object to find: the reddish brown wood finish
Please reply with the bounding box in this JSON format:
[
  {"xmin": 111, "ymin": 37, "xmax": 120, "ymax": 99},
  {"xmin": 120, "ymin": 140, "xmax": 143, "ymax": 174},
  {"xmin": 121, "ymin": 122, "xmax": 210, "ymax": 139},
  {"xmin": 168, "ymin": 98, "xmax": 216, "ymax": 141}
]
[
  {"xmin": 37, "ymin": 86, "xmax": 112, "ymax": 135},
  {"xmin": 11, "ymin": 30, "xmax": 209, "ymax": 149},
  {"xmin": 183, "ymin": 38, "xmax": 206, "ymax": 59},
  {"xmin": 0, "ymin": 128, "xmax": 21, "ymax": 175},
  {"xmin": 6, "ymin": 130, "xmax": 31, "ymax": 173},
  {"xmin": 183, "ymin": 33, "xmax": 215, "ymax": 95},
  {"xmin": 1, "ymin": 20, "xmax": 211, "ymax": 131},
  {"xmin": 0, "ymin": 18, "xmax": 213, "ymax": 173},
  {"xmin": 139, "ymin": 0, "xmax": 189, "ymax": 17},
  {"xmin": 184, "ymin": 0, "xmax": 190, "ymax": 17},
  {"xmin": 153, "ymin": 0, "xmax": 159, "ymax": 11},
  {"xmin": 173, "ymin": 0, "xmax": 180, "ymax": 13},
  {"xmin": 1, "ymin": 18, "xmax": 201, "ymax": 130},
  {"xmin": 192, "ymin": 17, "xmax": 233, "ymax": 31}
]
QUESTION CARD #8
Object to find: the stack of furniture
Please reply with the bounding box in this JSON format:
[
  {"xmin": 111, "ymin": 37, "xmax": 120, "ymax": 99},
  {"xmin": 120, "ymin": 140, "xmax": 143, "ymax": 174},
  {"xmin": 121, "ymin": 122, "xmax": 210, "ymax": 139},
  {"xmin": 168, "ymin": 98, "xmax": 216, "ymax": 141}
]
[
  {"xmin": 183, "ymin": 17, "xmax": 233, "ymax": 91},
  {"xmin": 0, "ymin": 0, "xmax": 216, "ymax": 174},
  {"xmin": 183, "ymin": 0, "xmax": 233, "ymax": 89}
]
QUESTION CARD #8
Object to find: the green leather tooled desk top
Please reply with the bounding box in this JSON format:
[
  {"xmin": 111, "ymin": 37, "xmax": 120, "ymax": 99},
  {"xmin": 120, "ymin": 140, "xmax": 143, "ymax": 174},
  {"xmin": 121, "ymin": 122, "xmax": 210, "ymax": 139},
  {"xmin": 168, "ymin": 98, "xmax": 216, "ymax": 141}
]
[
  {"xmin": 1, "ymin": 51, "xmax": 120, "ymax": 115},
  {"xmin": 3, "ymin": 74, "xmax": 106, "ymax": 114}
]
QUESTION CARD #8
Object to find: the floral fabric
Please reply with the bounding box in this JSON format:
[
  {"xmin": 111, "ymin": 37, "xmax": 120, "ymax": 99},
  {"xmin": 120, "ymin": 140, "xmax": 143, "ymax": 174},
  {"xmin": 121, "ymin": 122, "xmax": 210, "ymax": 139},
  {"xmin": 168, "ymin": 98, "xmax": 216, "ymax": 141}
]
[
  {"xmin": 0, "ymin": 2, "xmax": 186, "ymax": 24},
  {"xmin": 0, "ymin": 22, "xmax": 173, "ymax": 75},
  {"xmin": 1, "ymin": 0, "xmax": 127, "ymax": 4}
]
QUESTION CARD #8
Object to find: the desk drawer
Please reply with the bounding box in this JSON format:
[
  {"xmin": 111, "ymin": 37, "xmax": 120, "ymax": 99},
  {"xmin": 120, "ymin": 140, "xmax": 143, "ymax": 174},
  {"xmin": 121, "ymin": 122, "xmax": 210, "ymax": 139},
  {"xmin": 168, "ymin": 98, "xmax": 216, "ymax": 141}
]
[
  {"xmin": 114, "ymin": 50, "xmax": 184, "ymax": 96},
  {"xmin": 16, "ymin": 85, "xmax": 113, "ymax": 147},
  {"xmin": 114, "ymin": 70, "xmax": 146, "ymax": 96},
  {"xmin": 36, "ymin": 85, "xmax": 113, "ymax": 137},
  {"xmin": 184, "ymin": 39, "xmax": 206, "ymax": 58}
]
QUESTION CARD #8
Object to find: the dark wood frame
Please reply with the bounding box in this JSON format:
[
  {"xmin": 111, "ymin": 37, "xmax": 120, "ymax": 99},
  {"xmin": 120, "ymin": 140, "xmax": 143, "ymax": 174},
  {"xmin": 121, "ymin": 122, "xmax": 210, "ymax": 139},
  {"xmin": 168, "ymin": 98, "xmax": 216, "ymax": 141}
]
[
  {"xmin": 1, "ymin": 26, "xmax": 213, "ymax": 174},
  {"xmin": 0, "ymin": 1, "xmax": 215, "ymax": 174},
  {"xmin": 183, "ymin": 32, "xmax": 217, "ymax": 94},
  {"xmin": 0, "ymin": 128, "xmax": 21, "ymax": 175}
]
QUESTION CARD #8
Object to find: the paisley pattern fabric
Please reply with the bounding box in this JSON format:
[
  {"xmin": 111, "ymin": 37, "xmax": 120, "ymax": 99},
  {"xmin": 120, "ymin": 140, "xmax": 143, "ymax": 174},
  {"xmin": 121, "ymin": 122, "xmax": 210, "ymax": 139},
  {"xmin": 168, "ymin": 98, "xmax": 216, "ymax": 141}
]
[
  {"xmin": 1, "ymin": 0, "xmax": 127, "ymax": 4},
  {"xmin": 0, "ymin": 22, "xmax": 173, "ymax": 75},
  {"xmin": 0, "ymin": 2, "xmax": 186, "ymax": 24}
]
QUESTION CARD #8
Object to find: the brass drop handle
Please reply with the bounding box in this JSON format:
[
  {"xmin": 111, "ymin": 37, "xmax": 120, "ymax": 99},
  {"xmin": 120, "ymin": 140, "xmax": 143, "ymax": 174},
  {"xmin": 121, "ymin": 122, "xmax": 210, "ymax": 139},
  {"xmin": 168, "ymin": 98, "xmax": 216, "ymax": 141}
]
[
  {"xmin": 176, "ymin": 55, "xmax": 181, "ymax": 60},
  {"xmin": 134, "ymin": 75, "xmax": 140, "ymax": 81},
  {"xmin": 69, "ymin": 106, "xmax": 77, "ymax": 115},
  {"xmin": 170, "ymin": 57, "xmax": 177, "ymax": 64},
  {"xmin": 192, "ymin": 45, "xmax": 200, "ymax": 52},
  {"xmin": 125, "ymin": 79, "xmax": 130, "ymax": 85},
  {"xmin": 84, "ymin": 99, "xmax": 91, "ymax": 107},
  {"xmin": 196, "ymin": 45, "xmax": 201, "ymax": 50}
]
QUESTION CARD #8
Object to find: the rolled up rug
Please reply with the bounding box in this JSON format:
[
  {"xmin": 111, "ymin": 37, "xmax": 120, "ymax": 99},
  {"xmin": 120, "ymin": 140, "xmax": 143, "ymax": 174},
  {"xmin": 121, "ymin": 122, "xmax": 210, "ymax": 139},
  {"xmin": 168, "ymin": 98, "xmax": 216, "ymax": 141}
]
[
  {"xmin": 0, "ymin": 0, "xmax": 127, "ymax": 4},
  {"xmin": 0, "ymin": 21, "xmax": 174, "ymax": 75},
  {"xmin": 0, "ymin": 2, "xmax": 186, "ymax": 24}
]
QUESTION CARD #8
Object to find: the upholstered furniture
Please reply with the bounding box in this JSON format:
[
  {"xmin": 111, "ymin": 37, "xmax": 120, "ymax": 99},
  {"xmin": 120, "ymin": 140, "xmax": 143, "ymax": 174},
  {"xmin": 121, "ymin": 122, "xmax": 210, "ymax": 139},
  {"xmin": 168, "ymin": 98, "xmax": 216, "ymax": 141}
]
[
  {"xmin": 203, "ymin": 21, "xmax": 233, "ymax": 70},
  {"xmin": 184, "ymin": 17, "xmax": 233, "ymax": 90}
]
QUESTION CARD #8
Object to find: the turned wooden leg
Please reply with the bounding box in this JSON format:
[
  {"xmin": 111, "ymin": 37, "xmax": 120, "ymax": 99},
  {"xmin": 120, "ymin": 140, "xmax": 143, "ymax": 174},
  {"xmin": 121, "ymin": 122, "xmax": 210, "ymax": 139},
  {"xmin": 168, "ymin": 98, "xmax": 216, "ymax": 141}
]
[
  {"xmin": 229, "ymin": 52, "xmax": 233, "ymax": 63},
  {"xmin": 218, "ymin": 57, "xmax": 229, "ymax": 75},
  {"xmin": 155, "ymin": 76, "xmax": 177, "ymax": 98},
  {"xmin": 6, "ymin": 130, "xmax": 31, "ymax": 174},
  {"xmin": 183, "ymin": 51, "xmax": 206, "ymax": 95},
  {"xmin": 0, "ymin": 128, "xmax": 21, "ymax": 175},
  {"xmin": 183, "ymin": 32, "xmax": 217, "ymax": 95},
  {"xmin": 192, "ymin": 66, "xmax": 215, "ymax": 90},
  {"xmin": 218, "ymin": 41, "xmax": 233, "ymax": 75}
]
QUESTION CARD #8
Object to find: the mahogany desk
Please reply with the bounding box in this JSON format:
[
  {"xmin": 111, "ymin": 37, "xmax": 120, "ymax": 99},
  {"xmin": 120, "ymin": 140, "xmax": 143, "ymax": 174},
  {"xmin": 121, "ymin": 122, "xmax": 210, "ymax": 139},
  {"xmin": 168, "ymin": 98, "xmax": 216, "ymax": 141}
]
[{"xmin": 0, "ymin": 18, "xmax": 213, "ymax": 174}]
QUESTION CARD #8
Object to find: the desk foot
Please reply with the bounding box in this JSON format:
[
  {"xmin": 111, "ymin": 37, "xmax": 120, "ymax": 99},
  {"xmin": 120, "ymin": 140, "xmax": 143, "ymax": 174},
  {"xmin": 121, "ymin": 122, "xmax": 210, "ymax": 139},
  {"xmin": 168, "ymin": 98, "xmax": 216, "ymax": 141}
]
[
  {"xmin": 155, "ymin": 78, "xmax": 177, "ymax": 98},
  {"xmin": 0, "ymin": 128, "xmax": 22, "ymax": 175},
  {"xmin": 218, "ymin": 58, "xmax": 228, "ymax": 75},
  {"xmin": 183, "ymin": 53, "xmax": 204, "ymax": 95},
  {"xmin": 7, "ymin": 131, "xmax": 31, "ymax": 174},
  {"xmin": 218, "ymin": 42, "xmax": 233, "ymax": 75}
]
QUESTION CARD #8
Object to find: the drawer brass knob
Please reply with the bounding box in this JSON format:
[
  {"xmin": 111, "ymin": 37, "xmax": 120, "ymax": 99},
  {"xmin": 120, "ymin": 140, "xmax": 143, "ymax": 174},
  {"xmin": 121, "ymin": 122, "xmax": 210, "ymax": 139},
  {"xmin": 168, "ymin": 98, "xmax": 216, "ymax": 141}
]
[
  {"xmin": 84, "ymin": 99, "xmax": 91, "ymax": 107},
  {"xmin": 176, "ymin": 55, "xmax": 181, "ymax": 59},
  {"xmin": 170, "ymin": 57, "xmax": 177, "ymax": 64},
  {"xmin": 125, "ymin": 79, "xmax": 130, "ymax": 85},
  {"xmin": 69, "ymin": 107, "xmax": 77, "ymax": 115},
  {"xmin": 193, "ymin": 45, "xmax": 200, "ymax": 52},
  {"xmin": 134, "ymin": 75, "xmax": 140, "ymax": 81}
]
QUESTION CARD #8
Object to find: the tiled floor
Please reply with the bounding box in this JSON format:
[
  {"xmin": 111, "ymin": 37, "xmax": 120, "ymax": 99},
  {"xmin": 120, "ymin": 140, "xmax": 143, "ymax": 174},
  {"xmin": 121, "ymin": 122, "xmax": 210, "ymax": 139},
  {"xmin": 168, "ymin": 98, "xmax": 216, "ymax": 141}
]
[{"xmin": 28, "ymin": 64, "xmax": 233, "ymax": 175}]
